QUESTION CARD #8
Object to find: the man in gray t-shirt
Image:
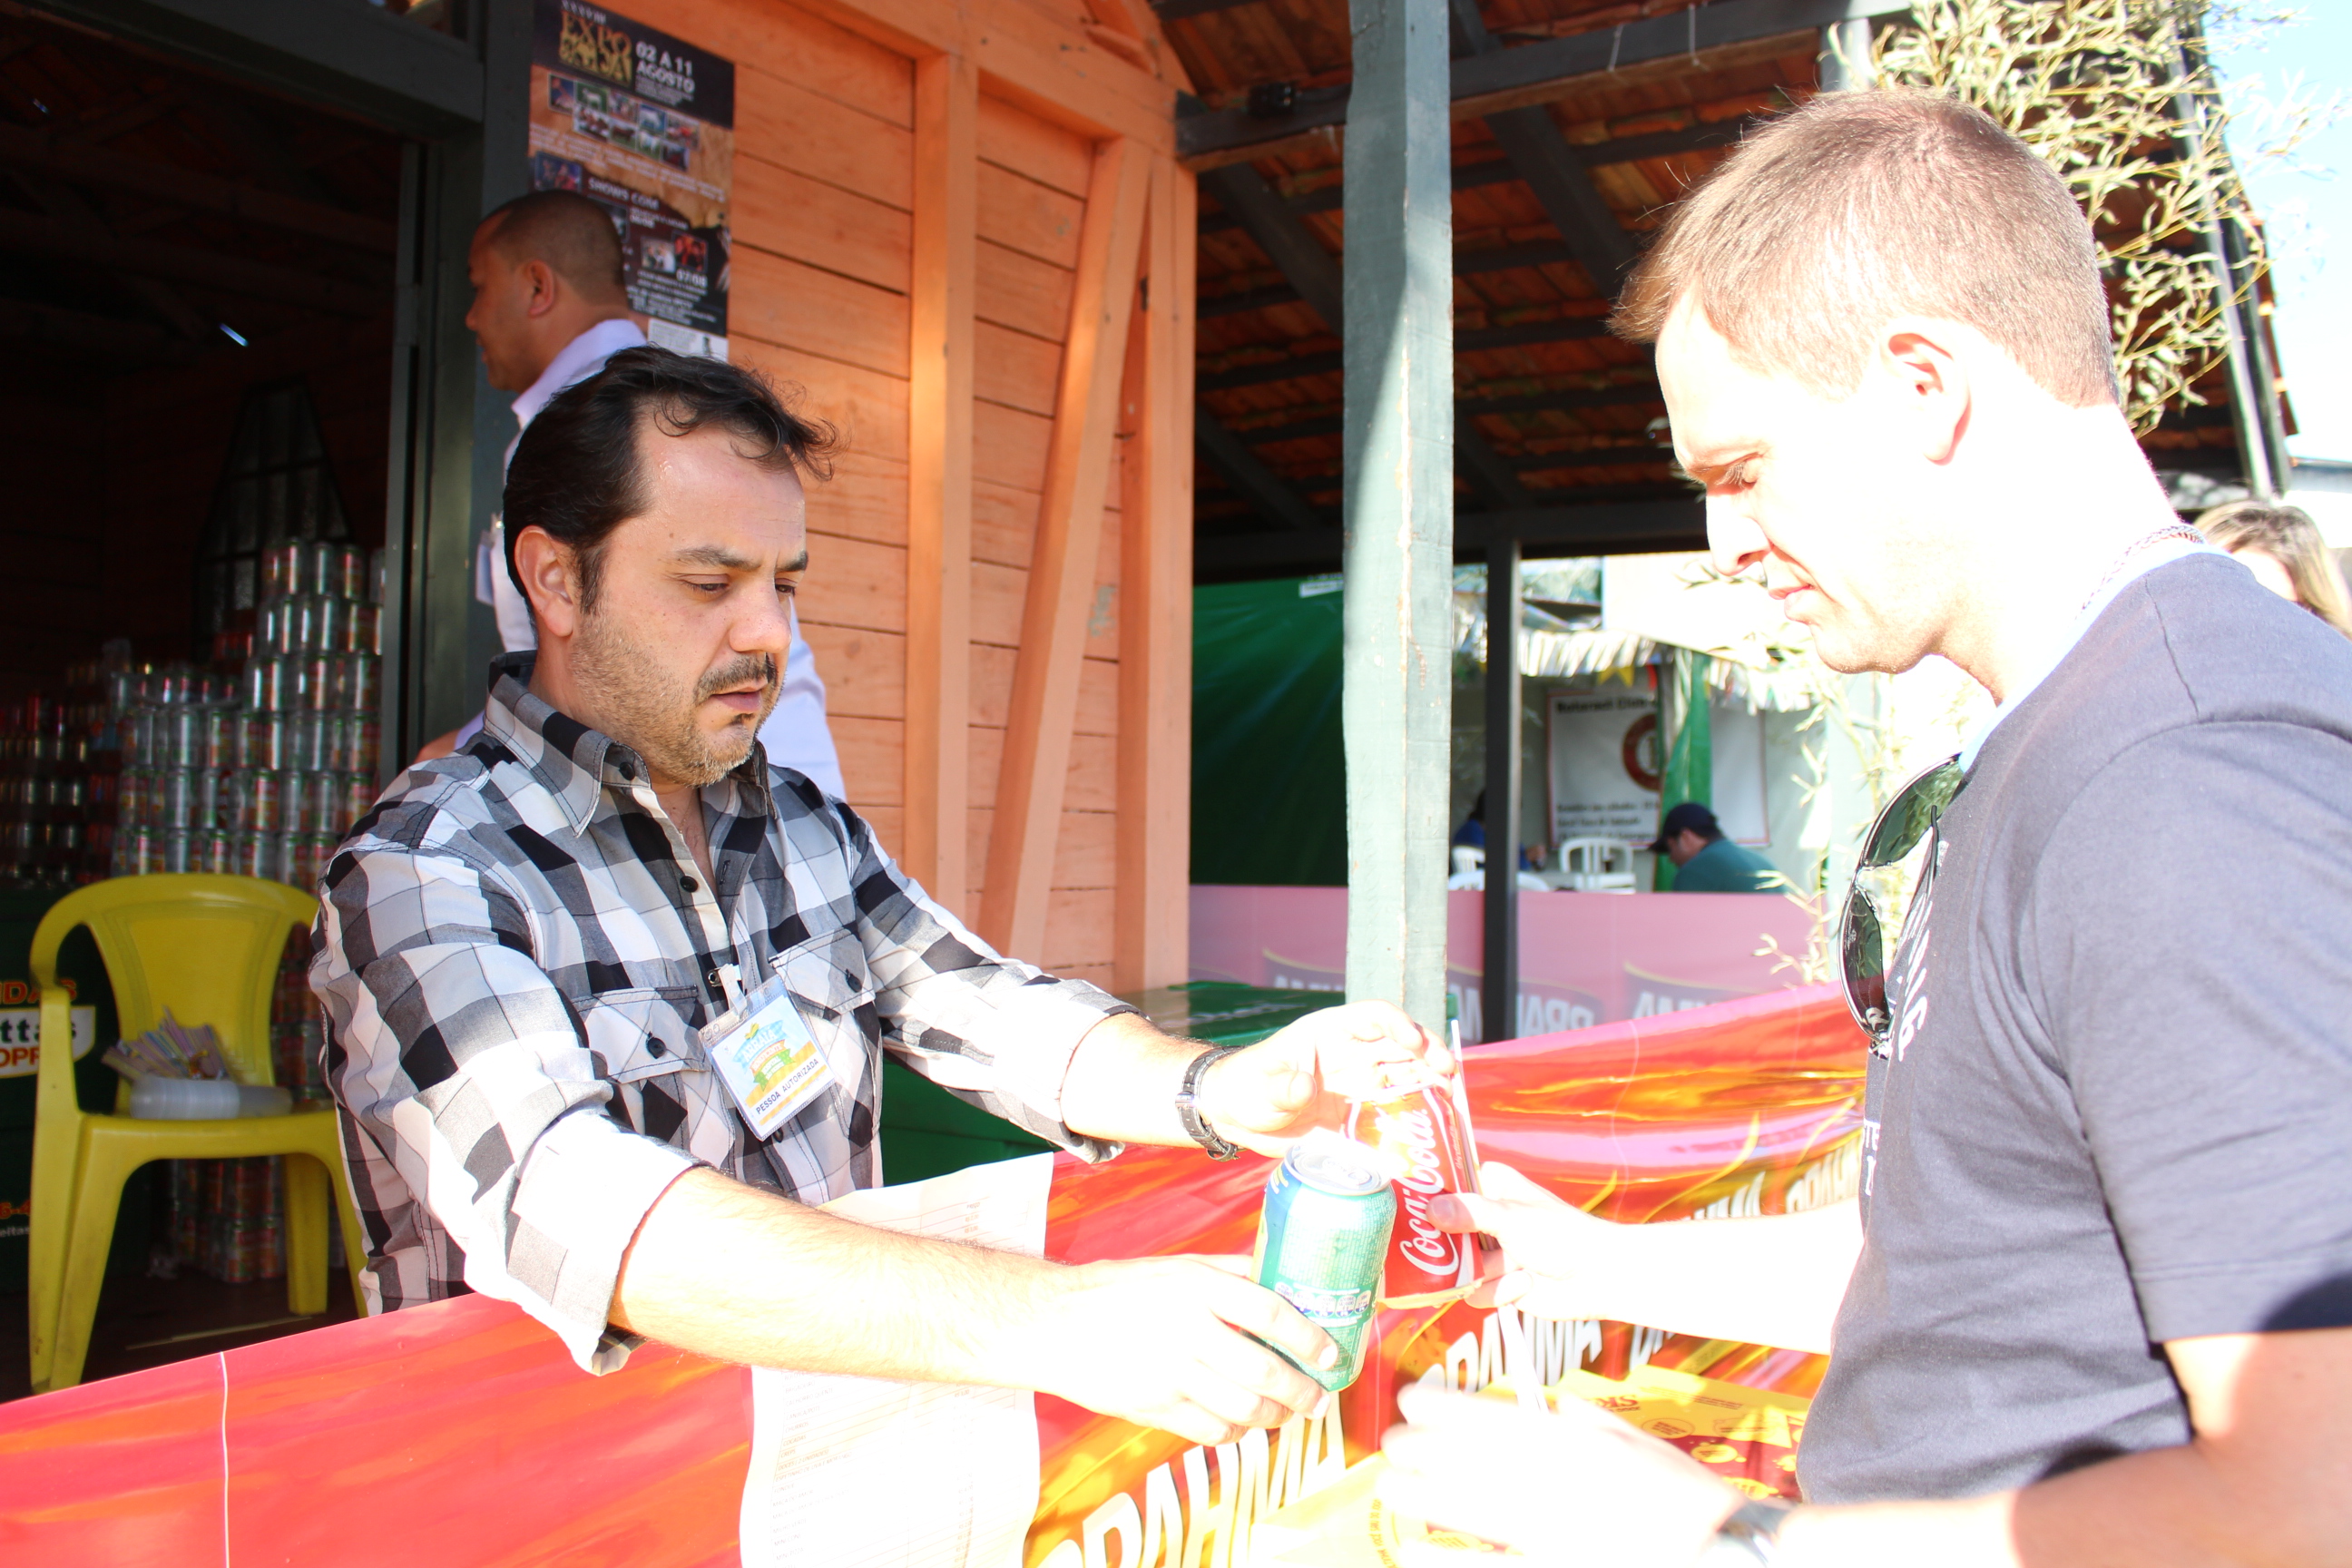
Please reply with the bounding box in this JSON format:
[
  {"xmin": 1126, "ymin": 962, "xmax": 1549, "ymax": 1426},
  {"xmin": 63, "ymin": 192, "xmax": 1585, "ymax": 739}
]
[{"xmin": 1369, "ymin": 92, "xmax": 2352, "ymax": 1568}]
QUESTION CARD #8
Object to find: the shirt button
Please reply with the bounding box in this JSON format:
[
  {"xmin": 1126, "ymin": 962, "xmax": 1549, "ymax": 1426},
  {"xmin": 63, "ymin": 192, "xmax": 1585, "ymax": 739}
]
[{"xmin": 681, "ymin": 875, "xmax": 700, "ymax": 894}]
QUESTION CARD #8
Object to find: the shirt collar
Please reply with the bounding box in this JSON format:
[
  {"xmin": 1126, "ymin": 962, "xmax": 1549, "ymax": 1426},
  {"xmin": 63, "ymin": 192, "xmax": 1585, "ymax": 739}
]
[
  {"xmin": 511, "ymin": 318, "xmax": 648, "ymax": 434},
  {"xmin": 1959, "ymin": 534, "xmax": 2217, "ymax": 770},
  {"xmin": 480, "ymin": 652, "xmax": 776, "ymax": 835}
]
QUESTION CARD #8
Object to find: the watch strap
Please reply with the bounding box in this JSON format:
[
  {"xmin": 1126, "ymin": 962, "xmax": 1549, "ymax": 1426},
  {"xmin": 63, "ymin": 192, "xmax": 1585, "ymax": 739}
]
[
  {"xmin": 1176, "ymin": 1046, "xmax": 1243, "ymax": 1161},
  {"xmin": 1697, "ymin": 1499, "xmax": 1794, "ymax": 1566}
]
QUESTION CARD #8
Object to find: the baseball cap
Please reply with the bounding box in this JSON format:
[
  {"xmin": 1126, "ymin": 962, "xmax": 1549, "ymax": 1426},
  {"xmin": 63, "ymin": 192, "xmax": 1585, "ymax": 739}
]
[{"xmin": 1645, "ymin": 801, "xmax": 1721, "ymax": 852}]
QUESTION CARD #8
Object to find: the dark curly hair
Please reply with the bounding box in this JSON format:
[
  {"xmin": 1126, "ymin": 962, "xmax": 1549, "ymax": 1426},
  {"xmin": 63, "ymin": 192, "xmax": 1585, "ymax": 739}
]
[{"xmin": 503, "ymin": 345, "xmax": 837, "ymax": 612}]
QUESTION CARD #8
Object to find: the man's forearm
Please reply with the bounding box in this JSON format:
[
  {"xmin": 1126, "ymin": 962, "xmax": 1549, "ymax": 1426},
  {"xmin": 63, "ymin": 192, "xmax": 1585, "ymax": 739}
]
[
  {"xmin": 609, "ymin": 1166, "xmax": 1060, "ymax": 1385},
  {"xmin": 1506, "ymin": 1200, "xmax": 1860, "ymax": 1355},
  {"xmin": 1059, "ymin": 1011, "xmax": 1208, "ymax": 1147}
]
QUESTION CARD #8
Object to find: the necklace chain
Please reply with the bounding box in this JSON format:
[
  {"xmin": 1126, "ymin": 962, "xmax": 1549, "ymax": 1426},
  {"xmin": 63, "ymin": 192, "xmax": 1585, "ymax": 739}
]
[{"xmin": 2081, "ymin": 522, "xmax": 2205, "ymax": 615}]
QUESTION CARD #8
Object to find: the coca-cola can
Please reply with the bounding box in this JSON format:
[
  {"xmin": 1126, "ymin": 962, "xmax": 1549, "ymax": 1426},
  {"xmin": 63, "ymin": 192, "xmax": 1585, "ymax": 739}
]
[
  {"xmin": 250, "ymin": 714, "xmax": 289, "ymax": 771},
  {"xmin": 161, "ymin": 827, "xmax": 193, "ymax": 876},
  {"xmin": 306, "ymin": 770, "xmax": 341, "ymax": 836},
  {"xmin": 302, "ymin": 656, "xmax": 334, "ymax": 711},
  {"xmin": 316, "ymin": 599, "xmax": 350, "ymax": 659},
  {"xmin": 358, "ymin": 603, "xmax": 382, "ymax": 655},
  {"xmin": 199, "ymin": 828, "xmax": 233, "ymax": 876},
  {"xmin": 1348, "ymin": 1071, "xmax": 1486, "ymax": 1308},
  {"xmin": 122, "ymin": 827, "xmax": 159, "ymax": 877},
  {"xmin": 157, "ymin": 768, "xmax": 198, "ymax": 830},
  {"xmin": 262, "ymin": 542, "xmax": 303, "ymax": 602},
  {"xmin": 285, "ymin": 831, "xmax": 333, "ymax": 891},
  {"xmin": 338, "ymin": 773, "xmax": 377, "ymax": 831},
  {"xmin": 241, "ymin": 769, "xmax": 282, "ymax": 833},
  {"xmin": 235, "ymin": 830, "xmax": 272, "ymax": 881},
  {"xmin": 193, "ymin": 768, "xmax": 231, "ymax": 832},
  {"xmin": 351, "ymin": 719, "xmax": 380, "ymax": 776},
  {"xmin": 291, "ymin": 712, "xmax": 330, "ymax": 773}
]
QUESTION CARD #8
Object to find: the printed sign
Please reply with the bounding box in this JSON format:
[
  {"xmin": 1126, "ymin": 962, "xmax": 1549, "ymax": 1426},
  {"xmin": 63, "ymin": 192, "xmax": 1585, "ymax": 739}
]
[
  {"xmin": 530, "ymin": 0, "xmax": 734, "ymax": 357},
  {"xmin": 0, "ymin": 1004, "xmax": 97, "ymax": 1078},
  {"xmin": 1547, "ymin": 689, "xmax": 1663, "ymax": 844}
]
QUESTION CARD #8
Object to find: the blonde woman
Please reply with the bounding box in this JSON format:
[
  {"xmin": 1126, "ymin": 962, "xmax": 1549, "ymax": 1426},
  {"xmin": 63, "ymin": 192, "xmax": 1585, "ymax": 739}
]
[{"xmin": 2196, "ymin": 499, "xmax": 2352, "ymax": 637}]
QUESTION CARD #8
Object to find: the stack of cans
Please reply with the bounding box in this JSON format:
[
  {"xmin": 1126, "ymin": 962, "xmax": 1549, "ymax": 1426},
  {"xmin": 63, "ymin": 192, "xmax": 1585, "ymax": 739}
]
[
  {"xmin": 113, "ymin": 542, "xmax": 384, "ymax": 887},
  {"xmin": 167, "ymin": 1157, "xmax": 285, "ymax": 1284}
]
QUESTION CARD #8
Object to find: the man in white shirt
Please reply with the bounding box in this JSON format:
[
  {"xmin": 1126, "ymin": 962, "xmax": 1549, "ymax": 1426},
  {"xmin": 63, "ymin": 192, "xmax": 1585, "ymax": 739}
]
[{"xmin": 420, "ymin": 190, "xmax": 842, "ymax": 793}]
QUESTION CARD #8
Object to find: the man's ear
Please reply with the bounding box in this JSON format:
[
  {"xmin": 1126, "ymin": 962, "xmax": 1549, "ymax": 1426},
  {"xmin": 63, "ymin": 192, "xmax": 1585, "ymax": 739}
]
[
  {"xmin": 513, "ymin": 524, "xmax": 582, "ymax": 639},
  {"xmin": 520, "ymin": 259, "xmax": 563, "ymax": 319},
  {"xmin": 1878, "ymin": 319, "xmax": 1971, "ymax": 466}
]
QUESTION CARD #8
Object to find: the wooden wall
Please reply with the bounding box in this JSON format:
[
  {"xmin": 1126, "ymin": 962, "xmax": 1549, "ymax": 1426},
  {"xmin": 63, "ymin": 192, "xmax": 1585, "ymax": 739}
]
[{"xmin": 629, "ymin": 0, "xmax": 1193, "ymax": 990}]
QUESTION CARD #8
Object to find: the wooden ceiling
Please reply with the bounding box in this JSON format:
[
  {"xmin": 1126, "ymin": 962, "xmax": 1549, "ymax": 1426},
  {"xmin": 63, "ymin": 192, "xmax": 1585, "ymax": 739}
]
[
  {"xmin": 0, "ymin": 9, "xmax": 404, "ymax": 377},
  {"xmin": 1161, "ymin": 0, "xmax": 2252, "ymax": 574}
]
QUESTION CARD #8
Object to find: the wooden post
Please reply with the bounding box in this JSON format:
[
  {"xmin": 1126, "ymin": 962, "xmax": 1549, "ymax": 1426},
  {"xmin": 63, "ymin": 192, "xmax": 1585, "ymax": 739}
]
[
  {"xmin": 906, "ymin": 52, "xmax": 979, "ymax": 908},
  {"xmin": 1481, "ymin": 539, "xmax": 1520, "ymax": 1044},
  {"xmin": 1116, "ymin": 152, "xmax": 1195, "ymax": 992},
  {"xmin": 981, "ymin": 136, "xmax": 1152, "ymax": 961},
  {"xmin": 1342, "ymin": 0, "xmax": 1454, "ymax": 1032}
]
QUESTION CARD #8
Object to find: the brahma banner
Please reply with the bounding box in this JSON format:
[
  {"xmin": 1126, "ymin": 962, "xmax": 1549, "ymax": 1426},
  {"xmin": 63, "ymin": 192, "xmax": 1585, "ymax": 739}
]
[{"xmin": 0, "ymin": 987, "xmax": 1864, "ymax": 1566}]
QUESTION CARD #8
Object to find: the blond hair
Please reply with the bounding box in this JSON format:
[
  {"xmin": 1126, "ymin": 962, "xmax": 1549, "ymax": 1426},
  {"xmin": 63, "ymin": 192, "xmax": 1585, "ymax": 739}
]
[
  {"xmin": 2196, "ymin": 501, "xmax": 2352, "ymax": 638},
  {"xmin": 1612, "ymin": 91, "xmax": 2115, "ymax": 407}
]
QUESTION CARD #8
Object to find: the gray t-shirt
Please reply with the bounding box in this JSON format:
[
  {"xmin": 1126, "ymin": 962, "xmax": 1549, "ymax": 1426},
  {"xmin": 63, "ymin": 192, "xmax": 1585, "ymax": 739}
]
[{"xmin": 1801, "ymin": 552, "xmax": 2352, "ymax": 1503}]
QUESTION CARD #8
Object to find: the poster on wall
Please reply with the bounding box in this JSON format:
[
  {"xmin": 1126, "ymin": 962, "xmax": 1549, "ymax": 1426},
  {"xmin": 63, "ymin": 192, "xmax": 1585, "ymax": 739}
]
[
  {"xmin": 1548, "ymin": 689, "xmax": 1773, "ymax": 848},
  {"xmin": 1547, "ymin": 689, "xmax": 1661, "ymax": 845},
  {"xmin": 529, "ymin": 0, "xmax": 733, "ymax": 358}
]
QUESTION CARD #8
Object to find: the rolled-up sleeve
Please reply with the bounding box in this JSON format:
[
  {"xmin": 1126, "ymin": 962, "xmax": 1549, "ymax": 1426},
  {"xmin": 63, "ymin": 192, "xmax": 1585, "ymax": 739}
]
[
  {"xmin": 832, "ymin": 809, "xmax": 1133, "ymax": 1160},
  {"xmin": 314, "ymin": 841, "xmax": 698, "ymax": 1373}
]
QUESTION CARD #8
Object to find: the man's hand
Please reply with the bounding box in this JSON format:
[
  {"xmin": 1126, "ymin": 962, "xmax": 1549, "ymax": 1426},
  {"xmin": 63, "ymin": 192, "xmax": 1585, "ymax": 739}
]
[
  {"xmin": 1009, "ymin": 1254, "xmax": 1336, "ymax": 1446},
  {"xmin": 1429, "ymin": 1160, "xmax": 1625, "ymax": 1316},
  {"xmin": 1199, "ymin": 1001, "xmax": 1451, "ymax": 1156},
  {"xmin": 1379, "ymin": 1382, "xmax": 1740, "ymax": 1568}
]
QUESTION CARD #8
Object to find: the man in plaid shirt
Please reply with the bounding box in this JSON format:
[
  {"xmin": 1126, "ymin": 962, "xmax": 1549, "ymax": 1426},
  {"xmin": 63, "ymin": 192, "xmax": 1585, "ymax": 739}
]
[{"xmin": 314, "ymin": 347, "xmax": 1445, "ymax": 1445}]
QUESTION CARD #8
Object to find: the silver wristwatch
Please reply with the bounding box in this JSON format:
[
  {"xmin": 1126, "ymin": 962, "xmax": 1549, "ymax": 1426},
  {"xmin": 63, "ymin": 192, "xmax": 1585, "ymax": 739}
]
[{"xmin": 1696, "ymin": 1499, "xmax": 1794, "ymax": 1565}]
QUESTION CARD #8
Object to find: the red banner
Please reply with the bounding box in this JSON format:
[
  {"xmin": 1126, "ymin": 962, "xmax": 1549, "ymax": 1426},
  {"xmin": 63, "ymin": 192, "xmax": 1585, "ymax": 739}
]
[{"xmin": 0, "ymin": 985, "xmax": 1863, "ymax": 1567}]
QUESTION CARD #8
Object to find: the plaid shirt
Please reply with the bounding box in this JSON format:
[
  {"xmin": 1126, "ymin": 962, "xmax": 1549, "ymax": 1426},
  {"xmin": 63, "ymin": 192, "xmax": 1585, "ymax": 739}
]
[{"xmin": 312, "ymin": 654, "xmax": 1129, "ymax": 1373}]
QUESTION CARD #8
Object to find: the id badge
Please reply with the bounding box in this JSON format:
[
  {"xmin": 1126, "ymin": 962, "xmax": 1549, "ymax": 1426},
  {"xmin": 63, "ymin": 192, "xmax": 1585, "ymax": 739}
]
[{"xmin": 698, "ymin": 968, "xmax": 836, "ymax": 1140}]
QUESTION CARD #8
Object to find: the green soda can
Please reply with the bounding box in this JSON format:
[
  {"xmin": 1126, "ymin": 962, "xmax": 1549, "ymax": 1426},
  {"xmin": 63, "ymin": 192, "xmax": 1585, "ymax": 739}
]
[{"xmin": 1252, "ymin": 1133, "xmax": 1397, "ymax": 1392}]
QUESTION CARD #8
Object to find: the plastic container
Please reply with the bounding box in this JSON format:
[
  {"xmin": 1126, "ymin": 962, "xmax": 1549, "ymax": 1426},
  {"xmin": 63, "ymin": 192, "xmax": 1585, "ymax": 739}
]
[
  {"xmin": 238, "ymin": 1084, "xmax": 292, "ymax": 1117},
  {"xmin": 129, "ymin": 1077, "xmax": 241, "ymax": 1121}
]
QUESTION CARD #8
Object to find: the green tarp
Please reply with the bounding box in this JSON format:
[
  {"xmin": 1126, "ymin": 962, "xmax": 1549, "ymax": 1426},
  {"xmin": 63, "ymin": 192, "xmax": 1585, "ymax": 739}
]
[{"xmin": 1191, "ymin": 576, "xmax": 1348, "ymax": 887}]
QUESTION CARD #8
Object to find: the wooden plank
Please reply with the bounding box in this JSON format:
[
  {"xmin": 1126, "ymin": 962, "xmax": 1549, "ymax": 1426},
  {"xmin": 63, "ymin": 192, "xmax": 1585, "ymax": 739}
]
[
  {"xmin": 828, "ymin": 714, "xmax": 906, "ymax": 805},
  {"xmin": 796, "ymin": 534, "xmax": 908, "ymax": 633},
  {"xmin": 733, "ymin": 340, "xmax": 909, "ymax": 464},
  {"xmin": 973, "ymin": 400, "xmax": 1054, "ymax": 493},
  {"xmin": 1085, "ymin": 509, "xmax": 1121, "ymax": 657},
  {"xmin": 731, "ymin": 248, "xmax": 912, "ymax": 378},
  {"xmin": 1067, "ymin": 732, "xmax": 1117, "ymax": 813},
  {"xmin": 734, "ymin": 155, "xmax": 912, "ymax": 292},
  {"xmin": 965, "ymin": 805, "xmax": 994, "ymax": 895},
  {"xmin": 978, "ymin": 135, "xmax": 1151, "ymax": 960},
  {"xmin": 977, "ymin": 162, "xmax": 1085, "ymax": 269},
  {"xmin": 1116, "ymin": 150, "xmax": 1194, "ymax": 990},
  {"xmin": 1044, "ymin": 887, "xmax": 1118, "ymax": 968},
  {"xmin": 968, "ymin": 721, "xmax": 1005, "ymax": 806},
  {"xmin": 972, "ymin": 319, "xmax": 1064, "ymax": 417},
  {"xmin": 786, "ymin": 0, "xmax": 1177, "ymax": 152},
  {"xmin": 1075, "ymin": 656, "xmax": 1117, "ymax": 737},
  {"xmin": 975, "ymin": 238, "xmax": 1074, "ymax": 340},
  {"xmin": 632, "ymin": 0, "xmax": 915, "ymax": 127},
  {"xmin": 1053, "ymin": 808, "xmax": 1117, "ymax": 889},
  {"xmin": 903, "ymin": 50, "xmax": 979, "ymax": 910},
  {"xmin": 978, "ymin": 93, "xmax": 1094, "ymax": 197},
  {"xmin": 795, "ymin": 622, "xmax": 906, "ymax": 720},
  {"xmin": 973, "ymin": 561, "xmax": 1029, "ymax": 648},
  {"xmin": 969, "ymin": 646, "xmax": 1017, "ymax": 732},
  {"xmin": 973, "ymin": 480, "xmax": 1037, "ymax": 568},
  {"xmin": 808, "ymin": 455, "xmax": 910, "ymax": 548},
  {"xmin": 741, "ymin": 74, "xmax": 916, "ymax": 211}
]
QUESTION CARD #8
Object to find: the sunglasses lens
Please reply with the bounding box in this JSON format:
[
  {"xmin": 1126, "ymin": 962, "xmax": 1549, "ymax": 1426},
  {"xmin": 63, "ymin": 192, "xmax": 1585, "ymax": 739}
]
[
  {"xmin": 1840, "ymin": 883, "xmax": 1889, "ymax": 1039},
  {"xmin": 1861, "ymin": 760, "xmax": 1965, "ymax": 868}
]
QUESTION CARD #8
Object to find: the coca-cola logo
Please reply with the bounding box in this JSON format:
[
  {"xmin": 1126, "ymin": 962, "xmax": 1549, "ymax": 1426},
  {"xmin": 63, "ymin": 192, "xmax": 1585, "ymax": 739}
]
[{"xmin": 1374, "ymin": 1105, "xmax": 1458, "ymax": 1274}]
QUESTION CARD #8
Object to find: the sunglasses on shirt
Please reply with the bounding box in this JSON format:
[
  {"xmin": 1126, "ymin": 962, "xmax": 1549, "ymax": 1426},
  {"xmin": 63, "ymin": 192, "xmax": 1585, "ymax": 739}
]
[{"xmin": 1839, "ymin": 755, "xmax": 1965, "ymax": 1046}]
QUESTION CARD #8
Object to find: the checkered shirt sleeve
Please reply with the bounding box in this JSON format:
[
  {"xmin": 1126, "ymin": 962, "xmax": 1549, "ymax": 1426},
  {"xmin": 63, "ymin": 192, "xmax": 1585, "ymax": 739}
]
[{"xmin": 312, "ymin": 658, "xmax": 1133, "ymax": 1374}]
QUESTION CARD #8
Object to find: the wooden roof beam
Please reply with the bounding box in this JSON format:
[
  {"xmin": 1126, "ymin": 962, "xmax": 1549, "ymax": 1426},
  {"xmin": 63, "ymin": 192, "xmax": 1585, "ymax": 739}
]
[
  {"xmin": 1448, "ymin": 0, "xmax": 1633, "ymax": 292},
  {"xmin": 1178, "ymin": 0, "xmax": 1906, "ymax": 167},
  {"xmin": 0, "ymin": 122, "xmax": 397, "ymax": 251},
  {"xmin": 1197, "ymin": 409, "xmax": 1328, "ymax": 531},
  {"xmin": 1197, "ymin": 159, "xmax": 1531, "ymax": 506}
]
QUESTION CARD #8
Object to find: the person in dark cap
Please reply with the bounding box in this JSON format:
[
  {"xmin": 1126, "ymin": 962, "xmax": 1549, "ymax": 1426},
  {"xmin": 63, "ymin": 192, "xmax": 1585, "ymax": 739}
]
[{"xmin": 1650, "ymin": 801, "xmax": 1779, "ymax": 892}]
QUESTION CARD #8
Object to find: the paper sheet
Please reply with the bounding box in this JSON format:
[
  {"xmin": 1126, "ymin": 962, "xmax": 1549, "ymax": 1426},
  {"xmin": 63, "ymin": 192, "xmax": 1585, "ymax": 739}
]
[{"xmin": 738, "ymin": 1153, "xmax": 1054, "ymax": 1568}]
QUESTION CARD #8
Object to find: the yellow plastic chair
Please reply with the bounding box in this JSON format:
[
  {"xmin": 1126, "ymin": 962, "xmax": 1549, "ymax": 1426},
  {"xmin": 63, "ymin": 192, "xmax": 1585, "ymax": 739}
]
[{"xmin": 25, "ymin": 874, "xmax": 367, "ymax": 1392}]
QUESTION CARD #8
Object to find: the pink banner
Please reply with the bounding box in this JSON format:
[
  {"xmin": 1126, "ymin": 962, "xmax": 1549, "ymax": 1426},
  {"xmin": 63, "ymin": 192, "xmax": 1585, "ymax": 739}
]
[{"xmin": 1190, "ymin": 887, "xmax": 1819, "ymax": 1043}]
